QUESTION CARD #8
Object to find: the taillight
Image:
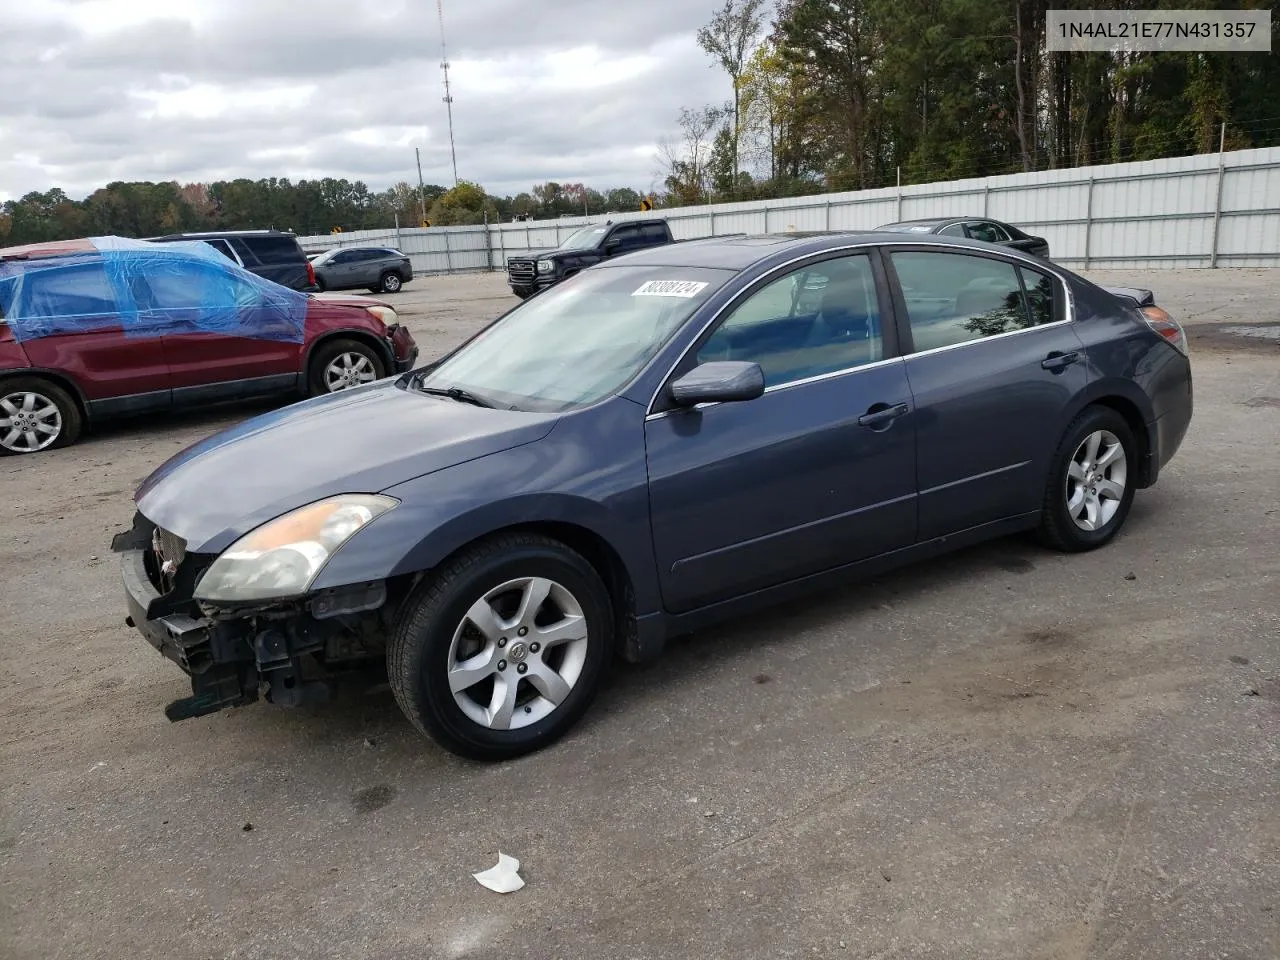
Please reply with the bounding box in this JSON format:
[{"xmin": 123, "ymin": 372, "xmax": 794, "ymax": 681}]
[
  {"xmin": 1141, "ymin": 305, "xmax": 1188, "ymax": 357},
  {"xmin": 306, "ymin": 261, "xmax": 316, "ymax": 287}
]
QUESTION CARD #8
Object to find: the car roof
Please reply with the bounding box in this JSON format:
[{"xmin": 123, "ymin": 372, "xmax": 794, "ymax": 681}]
[
  {"xmin": 0, "ymin": 238, "xmax": 98, "ymax": 261},
  {"xmin": 0, "ymin": 235, "xmax": 242, "ymax": 269},
  {"xmin": 603, "ymin": 231, "xmax": 1033, "ymax": 271},
  {"xmin": 149, "ymin": 230, "xmax": 297, "ymax": 240}
]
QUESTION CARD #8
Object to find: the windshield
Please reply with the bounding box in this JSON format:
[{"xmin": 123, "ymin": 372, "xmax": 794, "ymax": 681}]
[
  {"xmin": 417, "ymin": 265, "xmax": 732, "ymax": 411},
  {"xmin": 558, "ymin": 225, "xmax": 609, "ymax": 251}
]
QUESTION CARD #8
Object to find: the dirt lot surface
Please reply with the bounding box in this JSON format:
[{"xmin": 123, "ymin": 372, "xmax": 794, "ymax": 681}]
[{"xmin": 2, "ymin": 268, "xmax": 1278, "ymax": 960}]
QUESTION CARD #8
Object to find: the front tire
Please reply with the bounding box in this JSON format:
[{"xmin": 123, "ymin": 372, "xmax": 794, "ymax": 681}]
[
  {"xmin": 1038, "ymin": 405, "xmax": 1137, "ymax": 552},
  {"xmin": 388, "ymin": 534, "xmax": 613, "ymax": 760},
  {"xmin": 0, "ymin": 378, "xmax": 82, "ymax": 455},
  {"xmin": 307, "ymin": 338, "xmax": 387, "ymax": 396}
]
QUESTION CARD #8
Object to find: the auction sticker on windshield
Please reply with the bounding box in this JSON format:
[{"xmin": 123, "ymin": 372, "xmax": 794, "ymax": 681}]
[{"xmin": 632, "ymin": 280, "xmax": 709, "ymax": 298}]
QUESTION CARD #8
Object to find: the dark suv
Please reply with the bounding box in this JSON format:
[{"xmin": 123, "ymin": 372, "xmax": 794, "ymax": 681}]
[{"xmin": 149, "ymin": 230, "xmax": 319, "ymax": 291}]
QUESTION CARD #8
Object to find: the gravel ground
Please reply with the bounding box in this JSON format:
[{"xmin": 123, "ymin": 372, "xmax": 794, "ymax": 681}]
[{"xmin": 1, "ymin": 268, "xmax": 1277, "ymax": 960}]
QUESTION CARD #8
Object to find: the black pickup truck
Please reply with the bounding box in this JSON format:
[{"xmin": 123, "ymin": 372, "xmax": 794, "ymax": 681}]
[{"xmin": 506, "ymin": 219, "xmax": 676, "ymax": 298}]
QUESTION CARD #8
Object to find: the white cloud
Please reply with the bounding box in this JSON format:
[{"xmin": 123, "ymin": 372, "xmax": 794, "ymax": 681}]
[{"xmin": 0, "ymin": 0, "xmax": 733, "ymax": 203}]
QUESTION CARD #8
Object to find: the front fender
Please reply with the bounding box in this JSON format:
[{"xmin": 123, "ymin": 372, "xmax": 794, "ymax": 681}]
[{"xmin": 309, "ymin": 403, "xmax": 661, "ymax": 614}]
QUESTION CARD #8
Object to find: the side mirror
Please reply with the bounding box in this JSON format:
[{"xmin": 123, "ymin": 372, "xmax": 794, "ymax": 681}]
[
  {"xmin": 669, "ymin": 361, "xmax": 765, "ymax": 407},
  {"xmin": 604, "ymin": 238, "xmax": 621, "ymax": 253}
]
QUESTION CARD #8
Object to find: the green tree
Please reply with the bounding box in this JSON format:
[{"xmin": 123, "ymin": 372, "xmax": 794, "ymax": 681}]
[
  {"xmin": 697, "ymin": 0, "xmax": 767, "ymax": 198},
  {"xmin": 605, "ymin": 187, "xmax": 643, "ymax": 211},
  {"xmin": 427, "ymin": 180, "xmax": 497, "ymax": 225}
]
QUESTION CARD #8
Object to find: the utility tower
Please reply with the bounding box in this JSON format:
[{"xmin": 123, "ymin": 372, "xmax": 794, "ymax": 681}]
[{"xmin": 437, "ymin": 0, "xmax": 458, "ymax": 187}]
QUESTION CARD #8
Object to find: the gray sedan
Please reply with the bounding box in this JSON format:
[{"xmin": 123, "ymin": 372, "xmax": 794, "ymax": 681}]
[
  {"xmin": 117, "ymin": 231, "xmax": 1191, "ymax": 760},
  {"xmin": 311, "ymin": 246, "xmax": 414, "ymax": 294}
]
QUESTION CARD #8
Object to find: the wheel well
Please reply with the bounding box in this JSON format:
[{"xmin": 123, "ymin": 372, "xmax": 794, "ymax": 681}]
[
  {"xmin": 1090, "ymin": 395, "xmax": 1152, "ymax": 486},
  {"xmin": 0, "ymin": 370, "xmax": 88, "ymax": 420},
  {"xmin": 431, "ymin": 521, "xmax": 638, "ymax": 658},
  {"xmin": 307, "ymin": 330, "xmax": 393, "ymax": 374}
]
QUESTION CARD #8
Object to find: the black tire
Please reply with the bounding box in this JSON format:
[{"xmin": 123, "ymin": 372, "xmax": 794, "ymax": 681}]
[
  {"xmin": 379, "ymin": 271, "xmax": 403, "ymax": 294},
  {"xmin": 314, "ymin": 276, "xmax": 327, "ymax": 292},
  {"xmin": 388, "ymin": 533, "xmax": 614, "ymax": 761},
  {"xmin": 0, "ymin": 377, "xmax": 82, "ymax": 456},
  {"xmin": 306, "ymin": 338, "xmax": 387, "ymax": 397},
  {"xmin": 1037, "ymin": 405, "xmax": 1137, "ymax": 552}
]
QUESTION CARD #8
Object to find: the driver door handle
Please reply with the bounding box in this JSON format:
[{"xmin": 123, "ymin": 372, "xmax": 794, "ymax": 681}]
[{"xmin": 857, "ymin": 402, "xmax": 909, "ymax": 428}]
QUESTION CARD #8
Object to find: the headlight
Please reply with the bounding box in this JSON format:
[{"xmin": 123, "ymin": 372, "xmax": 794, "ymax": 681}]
[
  {"xmin": 536, "ymin": 259, "xmax": 554, "ymax": 274},
  {"xmin": 194, "ymin": 494, "xmax": 397, "ymax": 603},
  {"xmin": 366, "ymin": 305, "xmax": 398, "ymax": 325}
]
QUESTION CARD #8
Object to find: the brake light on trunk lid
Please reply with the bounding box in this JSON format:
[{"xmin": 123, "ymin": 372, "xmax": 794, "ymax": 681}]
[{"xmin": 1141, "ymin": 305, "xmax": 1188, "ymax": 357}]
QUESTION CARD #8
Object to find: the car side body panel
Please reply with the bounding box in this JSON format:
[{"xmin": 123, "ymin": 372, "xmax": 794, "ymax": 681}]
[{"xmin": 1064, "ymin": 277, "xmax": 1193, "ymax": 483}]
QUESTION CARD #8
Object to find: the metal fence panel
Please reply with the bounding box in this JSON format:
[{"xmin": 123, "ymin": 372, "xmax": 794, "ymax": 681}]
[{"xmin": 297, "ymin": 146, "xmax": 1280, "ymax": 274}]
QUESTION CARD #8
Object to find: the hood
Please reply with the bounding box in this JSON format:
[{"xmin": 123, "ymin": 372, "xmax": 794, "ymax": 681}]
[
  {"xmin": 135, "ymin": 381, "xmax": 558, "ymax": 553},
  {"xmin": 509, "ymin": 249, "xmax": 558, "ymax": 262},
  {"xmin": 309, "ymin": 291, "xmax": 394, "ymax": 309}
]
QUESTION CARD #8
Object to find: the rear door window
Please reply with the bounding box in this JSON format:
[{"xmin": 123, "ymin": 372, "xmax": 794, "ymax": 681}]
[
  {"xmin": 244, "ymin": 236, "xmax": 302, "ymax": 265},
  {"xmin": 203, "ymin": 239, "xmax": 240, "ymax": 263},
  {"xmin": 966, "ymin": 222, "xmax": 1011, "ymax": 243},
  {"xmin": 889, "ymin": 251, "xmax": 1035, "ymax": 352},
  {"xmin": 228, "ymin": 237, "xmax": 262, "ymax": 266}
]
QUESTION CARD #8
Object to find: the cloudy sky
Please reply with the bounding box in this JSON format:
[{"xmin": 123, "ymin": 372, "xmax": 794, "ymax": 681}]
[{"xmin": 0, "ymin": 0, "xmax": 734, "ymax": 203}]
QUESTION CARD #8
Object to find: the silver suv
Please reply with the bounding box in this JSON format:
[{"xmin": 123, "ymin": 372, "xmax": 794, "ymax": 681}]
[{"xmin": 310, "ymin": 246, "xmax": 414, "ymax": 294}]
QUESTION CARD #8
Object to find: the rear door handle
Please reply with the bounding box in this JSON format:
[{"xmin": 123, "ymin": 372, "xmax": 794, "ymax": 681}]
[
  {"xmin": 857, "ymin": 402, "xmax": 909, "ymax": 429},
  {"xmin": 1041, "ymin": 351, "xmax": 1080, "ymax": 372}
]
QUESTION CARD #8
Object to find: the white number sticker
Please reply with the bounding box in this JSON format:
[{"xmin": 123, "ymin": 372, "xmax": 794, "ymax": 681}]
[{"xmin": 632, "ymin": 280, "xmax": 709, "ymax": 298}]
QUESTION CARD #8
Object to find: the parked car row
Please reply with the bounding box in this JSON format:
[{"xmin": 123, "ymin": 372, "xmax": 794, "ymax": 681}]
[
  {"xmin": 0, "ymin": 236, "xmax": 418, "ymax": 454},
  {"xmin": 507, "ymin": 215, "xmax": 1050, "ymax": 299},
  {"xmin": 114, "ymin": 228, "xmax": 1190, "ymax": 759}
]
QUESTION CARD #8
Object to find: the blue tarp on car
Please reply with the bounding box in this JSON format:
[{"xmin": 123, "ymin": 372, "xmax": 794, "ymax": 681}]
[{"xmin": 0, "ymin": 236, "xmax": 308, "ymax": 344}]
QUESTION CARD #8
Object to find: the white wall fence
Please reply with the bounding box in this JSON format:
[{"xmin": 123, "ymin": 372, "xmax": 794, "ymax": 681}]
[{"xmin": 300, "ymin": 146, "xmax": 1280, "ymax": 275}]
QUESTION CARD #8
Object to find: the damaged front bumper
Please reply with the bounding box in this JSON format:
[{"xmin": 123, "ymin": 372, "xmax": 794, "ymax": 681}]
[
  {"xmin": 114, "ymin": 513, "xmax": 390, "ymax": 723},
  {"xmin": 120, "ymin": 544, "xmax": 261, "ymax": 721}
]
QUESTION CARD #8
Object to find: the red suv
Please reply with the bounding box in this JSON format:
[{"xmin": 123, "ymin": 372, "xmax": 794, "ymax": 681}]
[{"xmin": 0, "ymin": 237, "xmax": 418, "ymax": 455}]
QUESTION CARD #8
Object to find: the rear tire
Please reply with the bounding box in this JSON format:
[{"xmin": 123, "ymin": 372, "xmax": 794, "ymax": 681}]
[
  {"xmin": 387, "ymin": 534, "xmax": 613, "ymax": 760},
  {"xmin": 0, "ymin": 377, "xmax": 82, "ymax": 455},
  {"xmin": 379, "ymin": 271, "xmax": 403, "ymax": 294},
  {"xmin": 307, "ymin": 338, "xmax": 386, "ymax": 396},
  {"xmin": 1037, "ymin": 405, "xmax": 1137, "ymax": 552}
]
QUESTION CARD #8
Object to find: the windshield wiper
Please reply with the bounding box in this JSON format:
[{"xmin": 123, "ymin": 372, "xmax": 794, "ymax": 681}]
[{"xmin": 414, "ymin": 383, "xmax": 496, "ymax": 408}]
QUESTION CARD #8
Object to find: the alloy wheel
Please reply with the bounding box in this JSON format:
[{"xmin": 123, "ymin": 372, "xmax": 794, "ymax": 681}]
[
  {"xmin": 323, "ymin": 352, "xmax": 377, "ymax": 392},
  {"xmin": 0, "ymin": 391, "xmax": 63, "ymax": 453},
  {"xmin": 1065, "ymin": 429, "xmax": 1127, "ymax": 531},
  {"xmin": 446, "ymin": 576, "xmax": 590, "ymax": 730}
]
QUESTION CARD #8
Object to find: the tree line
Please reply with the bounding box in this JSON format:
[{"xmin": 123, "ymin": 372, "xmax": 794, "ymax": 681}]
[
  {"xmin": 0, "ymin": 177, "xmax": 656, "ymax": 247},
  {"xmin": 662, "ymin": 0, "xmax": 1280, "ymax": 204}
]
